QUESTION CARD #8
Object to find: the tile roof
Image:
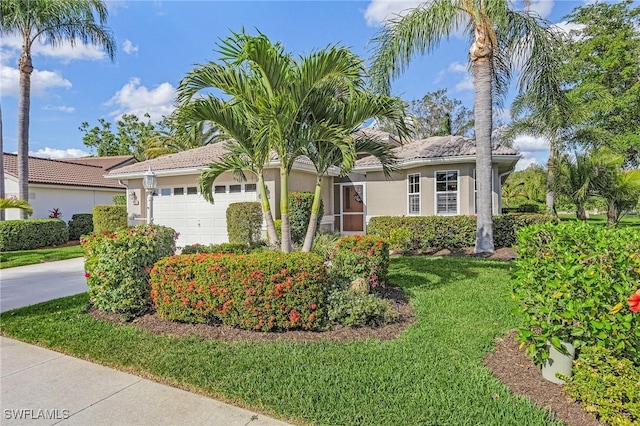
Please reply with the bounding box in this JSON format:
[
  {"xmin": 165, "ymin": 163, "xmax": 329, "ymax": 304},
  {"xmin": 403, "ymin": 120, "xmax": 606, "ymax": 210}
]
[
  {"xmin": 3, "ymin": 153, "xmax": 128, "ymax": 189},
  {"xmin": 60, "ymin": 155, "xmax": 136, "ymax": 170},
  {"xmin": 355, "ymin": 135, "xmax": 519, "ymax": 167},
  {"xmin": 352, "ymin": 128, "xmax": 402, "ymax": 147}
]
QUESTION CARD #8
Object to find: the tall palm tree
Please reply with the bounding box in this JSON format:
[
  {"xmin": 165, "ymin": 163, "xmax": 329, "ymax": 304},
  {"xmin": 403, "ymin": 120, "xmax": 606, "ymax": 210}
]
[
  {"xmin": 0, "ymin": 0, "xmax": 115, "ymax": 219},
  {"xmin": 179, "ymin": 31, "xmax": 369, "ymax": 252},
  {"xmin": 369, "ymin": 0, "xmax": 567, "ymax": 253},
  {"xmin": 299, "ymin": 90, "xmax": 410, "ymax": 252}
]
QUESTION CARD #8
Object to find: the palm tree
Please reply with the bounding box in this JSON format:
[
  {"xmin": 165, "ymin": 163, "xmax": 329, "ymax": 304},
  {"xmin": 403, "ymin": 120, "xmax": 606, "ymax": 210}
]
[
  {"xmin": 554, "ymin": 152, "xmax": 601, "ymax": 221},
  {"xmin": 179, "ymin": 31, "xmax": 371, "ymax": 252},
  {"xmin": 299, "ymin": 90, "xmax": 410, "ymax": 252},
  {"xmin": 0, "ymin": 198, "xmax": 33, "ymax": 216},
  {"xmin": 591, "ymin": 152, "xmax": 640, "ymax": 225},
  {"xmin": 0, "ymin": 0, "xmax": 115, "ymax": 219},
  {"xmin": 369, "ymin": 0, "xmax": 567, "ymax": 253}
]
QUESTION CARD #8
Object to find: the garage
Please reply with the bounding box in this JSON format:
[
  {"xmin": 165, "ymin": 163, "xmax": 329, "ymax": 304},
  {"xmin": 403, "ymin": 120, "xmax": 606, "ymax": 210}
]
[{"xmin": 152, "ymin": 182, "xmax": 260, "ymax": 247}]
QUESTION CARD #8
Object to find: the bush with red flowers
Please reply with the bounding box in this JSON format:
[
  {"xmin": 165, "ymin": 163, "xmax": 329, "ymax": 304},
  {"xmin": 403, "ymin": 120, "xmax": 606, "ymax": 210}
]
[
  {"xmin": 82, "ymin": 225, "xmax": 176, "ymax": 318},
  {"xmin": 150, "ymin": 252, "xmax": 328, "ymax": 331},
  {"xmin": 629, "ymin": 290, "xmax": 640, "ymax": 313},
  {"xmin": 329, "ymin": 235, "xmax": 389, "ymax": 291}
]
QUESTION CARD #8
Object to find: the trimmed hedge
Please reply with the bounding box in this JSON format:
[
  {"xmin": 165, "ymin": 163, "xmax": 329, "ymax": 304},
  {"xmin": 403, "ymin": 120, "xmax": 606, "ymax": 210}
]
[
  {"xmin": 150, "ymin": 252, "xmax": 328, "ymax": 331},
  {"xmin": 0, "ymin": 219, "xmax": 68, "ymax": 251},
  {"xmin": 68, "ymin": 213, "xmax": 93, "ymax": 241},
  {"xmin": 289, "ymin": 192, "xmax": 323, "ymax": 246},
  {"xmin": 112, "ymin": 194, "xmax": 126, "ymax": 205},
  {"xmin": 181, "ymin": 242, "xmax": 251, "ymax": 255},
  {"xmin": 329, "ymin": 235, "xmax": 389, "ymax": 291},
  {"xmin": 82, "ymin": 225, "xmax": 176, "ymax": 317},
  {"xmin": 93, "ymin": 205, "xmax": 127, "ymax": 235},
  {"xmin": 511, "ymin": 222, "xmax": 640, "ymax": 365},
  {"xmin": 226, "ymin": 202, "xmax": 262, "ymax": 246},
  {"xmin": 367, "ymin": 214, "xmax": 554, "ymax": 252}
]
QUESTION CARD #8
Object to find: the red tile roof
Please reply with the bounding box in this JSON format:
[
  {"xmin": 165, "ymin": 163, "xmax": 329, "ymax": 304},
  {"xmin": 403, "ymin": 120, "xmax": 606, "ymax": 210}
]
[
  {"xmin": 3, "ymin": 153, "xmax": 134, "ymax": 189},
  {"xmin": 59, "ymin": 155, "xmax": 136, "ymax": 170}
]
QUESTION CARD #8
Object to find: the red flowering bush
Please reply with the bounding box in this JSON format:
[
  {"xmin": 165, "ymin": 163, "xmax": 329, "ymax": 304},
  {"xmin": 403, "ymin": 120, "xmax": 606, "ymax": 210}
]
[
  {"xmin": 630, "ymin": 290, "xmax": 640, "ymax": 313},
  {"xmin": 150, "ymin": 252, "xmax": 328, "ymax": 331},
  {"xmin": 329, "ymin": 235, "xmax": 389, "ymax": 291},
  {"xmin": 82, "ymin": 225, "xmax": 176, "ymax": 318}
]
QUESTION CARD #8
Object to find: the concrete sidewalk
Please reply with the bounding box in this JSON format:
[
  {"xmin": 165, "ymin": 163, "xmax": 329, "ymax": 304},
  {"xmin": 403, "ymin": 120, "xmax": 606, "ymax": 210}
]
[{"xmin": 0, "ymin": 337, "xmax": 291, "ymax": 426}]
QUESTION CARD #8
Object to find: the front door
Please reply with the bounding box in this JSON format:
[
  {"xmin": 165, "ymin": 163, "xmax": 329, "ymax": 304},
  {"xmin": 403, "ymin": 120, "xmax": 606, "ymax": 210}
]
[{"xmin": 342, "ymin": 185, "xmax": 364, "ymax": 232}]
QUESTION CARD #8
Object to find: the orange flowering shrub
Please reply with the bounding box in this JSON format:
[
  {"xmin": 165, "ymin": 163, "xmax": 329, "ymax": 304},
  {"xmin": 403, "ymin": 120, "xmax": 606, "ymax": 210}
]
[
  {"xmin": 330, "ymin": 235, "xmax": 389, "ymax": 290},
  {"xmin": 149, "ymin": 252, "xmax": 328, "ymax": 331}
]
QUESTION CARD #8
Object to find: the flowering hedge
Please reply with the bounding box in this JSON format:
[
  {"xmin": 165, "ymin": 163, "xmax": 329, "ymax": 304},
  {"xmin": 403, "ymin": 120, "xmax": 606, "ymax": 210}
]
[
  {"xmin": 511, "ymin": 222, "xmax": 640, "ymax": 365},
  {"xmin": 150, "ymin": 252, "xmax": 328, "ymax": 331},
  {"xmin": 82, "ymin": 225, "xmax": 176, "ymax": 317},
  {"xmin": 329, "ymin": 235, "xmax": 389, "ymax": 291}
]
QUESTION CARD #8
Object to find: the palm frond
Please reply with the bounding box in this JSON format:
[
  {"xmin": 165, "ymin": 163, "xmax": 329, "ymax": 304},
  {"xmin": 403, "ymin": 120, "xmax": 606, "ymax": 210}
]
[{"xmin": 0, "ymin": 198, "xmax": 33, "ymax": 215}]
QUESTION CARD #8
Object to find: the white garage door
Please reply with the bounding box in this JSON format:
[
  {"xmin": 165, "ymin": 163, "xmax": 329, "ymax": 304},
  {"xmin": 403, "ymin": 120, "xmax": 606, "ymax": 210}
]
[{"xmin": 152, "ymin": 183, "xmax": 260, "ymax": 247}]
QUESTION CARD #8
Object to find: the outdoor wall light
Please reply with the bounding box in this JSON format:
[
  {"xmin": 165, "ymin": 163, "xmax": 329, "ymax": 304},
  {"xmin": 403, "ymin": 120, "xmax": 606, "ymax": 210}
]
[{"xmin": 143, "ymin": 168, "xmax": 157, "ymax": 224}]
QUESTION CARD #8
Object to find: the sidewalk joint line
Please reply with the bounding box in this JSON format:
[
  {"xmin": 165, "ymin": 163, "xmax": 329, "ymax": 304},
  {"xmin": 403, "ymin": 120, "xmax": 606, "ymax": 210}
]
[{"xmin": 1, "ymin": 353, "xmax": 65, "ymax": 379}]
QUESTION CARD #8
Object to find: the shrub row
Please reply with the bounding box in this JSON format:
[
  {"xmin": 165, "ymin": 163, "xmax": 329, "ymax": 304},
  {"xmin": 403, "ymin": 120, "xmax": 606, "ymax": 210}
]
[
  {"xmin": 226, "ymin": 202, "xmax": 262, "ymax": 246},
  {"xmin": 367, "ymin": 214, "xmax": 554, "ymax": 252},
  {"xmin": 150, "ymin": 252, "xmax": 328, "ymax": 331},
  {"xmin": 67, "ymin": 213, "xmax": 93, "ymax": 241},
  {"xmin": 82, "ymin": 225, "xmax": 176, "ymax": 317},
  {"xmin": 92, "ymin": 205, "xmax": 127, "ymax": 235},
  {"xmin": 329, "ymin": 235, "xmax": 389, "ymax": 291},
  {"xmin": 181, "ymin": 242, "xmax": 252, "ymax": 255},
  {"xmin": 511, "ymin": 222, "xmax": 640, "ymax": 365},
  {"xmin": 0, "ymin": 219, "xmax": 68, "ymax": 251}
]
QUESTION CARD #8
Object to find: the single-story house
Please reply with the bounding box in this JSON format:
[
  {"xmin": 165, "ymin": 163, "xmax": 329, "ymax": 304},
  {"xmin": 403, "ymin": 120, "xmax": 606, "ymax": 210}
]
[
  {"xmin": 106, "ymin": 131, "xmax": 520, "ymax": 246},
  {"xmin": 2, "ymin": 154, "xmax": 136, "ymax": 220}
]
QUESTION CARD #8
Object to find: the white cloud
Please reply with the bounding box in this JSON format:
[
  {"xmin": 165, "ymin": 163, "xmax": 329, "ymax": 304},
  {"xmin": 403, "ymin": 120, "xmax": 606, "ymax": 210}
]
[
  {"xmin": 43, "ymin": 105, "xmax": 75, "ymax": 113},
  {"xmin": 515, "ymin": 152, "xmax": 539, "ymax": 171},
  {"xmin": 554, "ymin": 20, "xmax": 586, "ymax": 36},
  {"xmin": 525, "ymin": 0, "xmax": 554, "ymax": 19},
  {"xmin": 454, "ymin": 75, "xmax": 474, "ymax": 92},
  {"xmin": 106, "ymin": 78, "xmax": 176, "ymax": 122},
  {"xmin": 29, "ymin": 147, "xmax": 90, "ymax": 159},
  {"xmin": 123, "ymin": 39, "xmax": 139, "ymax": 55},
  {"xmin": 448, "ymin": 61, "xmax": 467, "ymax": 73},
  {"xmin": 0, "ymin": 64, "xmax": 71, "ymax": 97},
  {"xmin": 513, "ymin": 135, "xmax": 548, "ymax": 152},
  {"xmin": 364, "ymin": 0, "xmax": 425, "ymax": 26},
  {"xmin": 0, "ymin": 34, "xmax": 107, "ymax": 63}
]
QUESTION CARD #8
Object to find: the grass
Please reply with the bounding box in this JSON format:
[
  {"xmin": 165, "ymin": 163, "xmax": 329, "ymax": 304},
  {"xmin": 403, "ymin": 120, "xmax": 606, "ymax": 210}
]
[
  {"xmin": 0, "ymin": 256, "xmax": 562, "ymax": 426},
  {"xmin": 0, "ymin": 245, "xmax": 84, "ymax": 269},
  {"xmin": 558, "ymin": 213, "xmax": 640, "ymax": 228}
]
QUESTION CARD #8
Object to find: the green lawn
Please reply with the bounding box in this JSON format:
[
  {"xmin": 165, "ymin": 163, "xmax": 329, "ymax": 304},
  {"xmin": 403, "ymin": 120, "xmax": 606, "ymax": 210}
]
[
  {"xmin": 0, "ymin": 245, "xmax": 84, "ymax": 269},
  {"xmin": 559, "ymin": 213, "xmax": 640, "ymax": 228},
  {"xmin": 0, "ymin": 256, "xmax": 561, "ymax": 426}
]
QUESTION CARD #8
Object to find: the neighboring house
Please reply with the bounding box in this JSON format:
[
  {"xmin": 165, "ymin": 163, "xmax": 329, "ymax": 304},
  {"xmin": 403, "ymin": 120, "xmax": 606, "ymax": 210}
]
[
  {"xmin": 105, "ymin": 133, "xmax": 520, "ymax": 247},
  {"xmin": 2, "ymin": 154, "xmax": 136, "ymax": 221}
]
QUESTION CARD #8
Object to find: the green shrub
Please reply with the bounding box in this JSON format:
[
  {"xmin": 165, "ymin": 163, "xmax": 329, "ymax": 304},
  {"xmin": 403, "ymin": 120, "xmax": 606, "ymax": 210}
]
[
  {"xmin": 93, "ymin": 205, "xmax": 127, "ymax": 235},
  {"xmin": 289, "ymin": 192, "xmax": 323, "ymax": 246},
  {"xmin": 311, "ymin": 232, "xmax": 341, "ymax": 261},
  {"xmin": 67, "ymin": 214, "xmax": 93, "ymax": 241},
  {"xmin": 181, "ymin": 242, "xmax": 251, "ymax": 255},
  {"xmin": 328, "ymin": 289, "xmax": 399, "ymax": 327},
  {"xmin": 112, "ymin": 194, "xmax": 126, "ymax": 206},
  {"xmin": 367, "ymin": 214, "xmax": 553, "ymax": 252},
  {"xmin": 226, "ymin": 202, "xmax": 262, "ymax": 246},
  {"xmin": 150, "ymin": 252, "xmax": 328, "ymax": 331},
  {"xmin": 564, "ymin": 346, "xmax": 640, "ymax": 426},
  {"xmin": 82, "ymin": 225, "xmax": 176, "ymax": 318},
  {"xmin": 511, "ymin": 222, "xmax": 640, "ymax": 365},
  {"xmin": 0, "ymin": 219, "xmax": 68, "ymax": 251},
  {"xmin": 329, "ymin": 235, "xmax": 389, "ymax": 291}
]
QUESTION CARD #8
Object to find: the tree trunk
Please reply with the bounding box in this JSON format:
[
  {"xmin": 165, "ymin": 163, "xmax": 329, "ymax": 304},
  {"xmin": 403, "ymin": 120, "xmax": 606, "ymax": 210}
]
[
  {"xmin": 0, "ymin": 101, "xmax": 5, "ymax": 221},
  {"xmin": 18, "ymin": 50, "xmax": 33, "ymax": 220},
  {"xmin": 302, "ymin": 177, "xmax": 323, "ymax": 252},
  {"xmin": 472, "ymin": 55, "xmax": 495, "ymax": 254},
  {"xmin": 576, "ymin": 203, "xmax": 587, "ymax": 221},
  {"xmin": 258, "ymin": 173, "xmax": 279, "ymax": 246},
  {"xmin": 279, "ymin": 168, "xmax": 292, "ymax": 253},
  {"xmin": 546, "ymin": 143, "xmax": 557, "ymax": 217},
  {"xmin": 606, "ymin": 201, "xmax": 617, "ymax": 226}
]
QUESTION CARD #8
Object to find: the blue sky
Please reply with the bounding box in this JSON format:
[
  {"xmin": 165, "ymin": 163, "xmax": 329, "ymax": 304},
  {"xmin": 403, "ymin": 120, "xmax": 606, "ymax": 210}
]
[{"xmin": 1, "ymin": 0, "xmax": 597, "ymax": 170}]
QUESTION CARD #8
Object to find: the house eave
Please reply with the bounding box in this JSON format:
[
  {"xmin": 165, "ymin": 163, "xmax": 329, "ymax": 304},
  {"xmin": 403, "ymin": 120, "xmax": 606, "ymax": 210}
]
[{"xmin": 353, "ymin": 154, "xmax": 521, "ymax": 172}]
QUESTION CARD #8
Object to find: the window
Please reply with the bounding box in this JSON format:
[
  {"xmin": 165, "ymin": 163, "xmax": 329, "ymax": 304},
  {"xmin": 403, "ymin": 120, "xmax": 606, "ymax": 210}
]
[
  {"xmin": 229, "ymin": 184, "xmax": 242, "ymax": 193},
  {"xmin": 407, "ymin": 173, "xmax": 420, "ymax": 215},
  {"xmin": 214, "ymin": 185, "xmax": 226, "ymax": 194},
  {"xmin": 435, "ymin": 171, "xmax": 458, "ymax": 215},
  {"xmin": 186, "ymin": 187, "xmax": 198, "ymax": 195},
  {"xmin": 173, "ymin": 187, "xmax": 184, "ymax": 195},
  {"xmin": 160, "ymin": 188, "xmax": 171, "ymax": 196},
  {"xmin": 245, "ymin": 183, "xmax": 256, "ymax": 192}
]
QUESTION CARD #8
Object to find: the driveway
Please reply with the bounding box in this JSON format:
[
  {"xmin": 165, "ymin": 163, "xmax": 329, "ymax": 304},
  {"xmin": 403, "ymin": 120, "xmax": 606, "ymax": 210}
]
[{"xmin": 0, "ymin": 258, "xmax": 88, "ymax": 313}]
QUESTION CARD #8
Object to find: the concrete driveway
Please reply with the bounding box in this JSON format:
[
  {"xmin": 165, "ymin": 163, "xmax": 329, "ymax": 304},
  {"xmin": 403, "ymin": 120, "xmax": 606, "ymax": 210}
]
[{"xmin": 0, "ymin": 258, "xmax": 88, "ymax": 313}]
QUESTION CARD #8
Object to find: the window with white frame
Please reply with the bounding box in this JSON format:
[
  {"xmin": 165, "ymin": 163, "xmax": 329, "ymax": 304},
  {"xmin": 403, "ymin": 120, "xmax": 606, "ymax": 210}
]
[
  {"xmin": 435, "ymin": 171, "xmax": 458, "ymax": 215},
  {"xmin": 407, "ymin": 173, "xmax": 421, "ymax": 215}
]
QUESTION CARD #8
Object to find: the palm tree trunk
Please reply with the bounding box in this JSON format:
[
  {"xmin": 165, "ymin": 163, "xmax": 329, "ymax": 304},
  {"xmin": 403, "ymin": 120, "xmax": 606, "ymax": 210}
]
[
  {"xmin": 279, "ymin": 168, "xmax": 292, "ymax": 253},
  {"xmin": 576, "ymin": 203, "xmax": 587, "ymax": 221},
  {"xmin": 302, "ymin": 177, "xmax": 323, "ymax": 252},
  {"xmin": 472, "ymin": 55, "xmax": 495, "ymax": 254},
  {"xmin": 0, "ymin": 101, "xmax": 5, "ymax": 221},
  {"xmin": 546, "ymin": 143, "xmax": 557, "ymax": 217},
  {"xmin": 18, "ymin": 50, "xmax": 33, "ymax": 220},
  {"xmin": 606, "ymin": 201, "xmax": 617, "ymax": 226},
  {"xmin": 258, "ymin": 173, "xmax": 279, "ymax": 245}
]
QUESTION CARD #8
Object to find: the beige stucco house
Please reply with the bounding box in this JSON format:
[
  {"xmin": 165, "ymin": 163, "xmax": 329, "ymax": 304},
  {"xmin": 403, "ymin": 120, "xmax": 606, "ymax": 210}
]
[{"xmin": 105, "ymin": 131, "xmax": 520, "ymax": 246}]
